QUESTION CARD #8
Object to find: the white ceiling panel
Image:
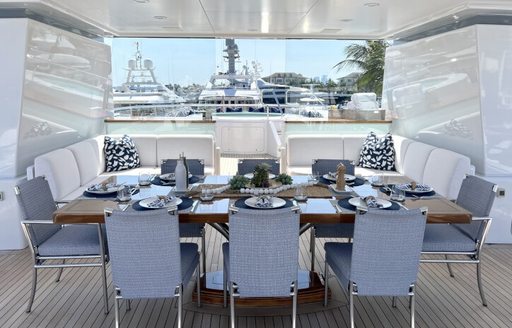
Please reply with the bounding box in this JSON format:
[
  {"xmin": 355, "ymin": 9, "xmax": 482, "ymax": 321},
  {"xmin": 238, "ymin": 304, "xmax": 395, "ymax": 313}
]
[{"xmin": 2, "ymin": 0, "xmax": 512, "ymax": 38}]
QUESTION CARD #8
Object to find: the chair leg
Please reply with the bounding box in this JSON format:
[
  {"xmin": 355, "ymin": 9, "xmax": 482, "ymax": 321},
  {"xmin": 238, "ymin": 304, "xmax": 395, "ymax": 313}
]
[
  {"xmin": 292, "ymin": 281, "xmax": 298, "ymax": 328},
  {"xmin": 349, "ymin": 283, "xmax": 355, "ymax": 328},
  {"xmin": 98, "ymin": 224, "xmax": 109, "ymax": 314},
  {"xmin": 201, "ymin": 229, "xmax": 206, "ymax": 275},
  {"xmin": 310, "ymin": 228, "xmax": 316, "ymax": 271},
  {"xmin": 55, "ymin": 260, "xmax": 65, "ymax": 282},
  {"xmin": 477, "ymin": 262, "xmax": 488, "ymax": 306},
  {"xmin": 223, "ymin": 270, "xmax": 228, "ymax": 308},
  {"xmin": 410, "ymin": 286, "xmax": 416, "ymax": 328},
  {"xmin": 126, "ymin": 300, "xmax": 131, "ymax": 311},
  {"xmin": 26, "ymin": 266, "xmax": 38, "ymax": 313},
  {"xmin": 323, "ymin": 261, "xmax": 329, "ymax": 307},
  {"xmin": 445, "ymin": 255, "xmax": 454, "ymax": 277},
  {"xmin": 230, "ymin": 283, "xmax": 236, "ymax": 328},
  {"xmin": 392, "ymin": 296, "xmax": 397, "ymax": 308},
  {"xmin": 177, "ymin": 284, "xmax": 183, "ymax": 328},
  {"xmin": 196, "ymin": 263, "xmax": 201, "ymax": 308},
  {"xmin": 114, "ymin": 293, "xmax": 120, "ymax": 328}
]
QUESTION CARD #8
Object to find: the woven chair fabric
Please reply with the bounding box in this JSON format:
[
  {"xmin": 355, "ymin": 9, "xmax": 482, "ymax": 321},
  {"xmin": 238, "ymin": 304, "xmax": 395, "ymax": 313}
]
[
  {"xmin": 161, "ymin": 159, "xmax": 205, "ymax": 175},
  {"xmin": 105, "ymin": 209, "xmax": 198, "ymax": 299},
  {"xmin": 179, "ymin": 223, "xmax": 204, "ymax": 238},
  {"xmin": 327, "ymin": 209, "xmax": 426, "ymax": 296},
  {"xmin": 226, "ymin": 207, "xmax": 299, "ymax": 297},
  {"xmin": 237, "ymin": 159, "xmax": 280, "ymax": 175},
  {"xmin": 37, "ymin": 225, "xmax": 101, "ymax": 256},
  {"xmin": 16, "ymin": 176, "xmax": 61, "ymax": 246},
  {"xmin": 312, "ymin": 159, "xmax": 355, "ymax": 175},
  {"xmin": 453, "ymin": 175, "xmax": 496, "ymax": 240},
  {"xmin": 422, "ymin": 224, "xmax": 477, "ymax": 252},
  {"xmin": 325, "ymin": 242, "xmax": 352, "ymax": 288}
]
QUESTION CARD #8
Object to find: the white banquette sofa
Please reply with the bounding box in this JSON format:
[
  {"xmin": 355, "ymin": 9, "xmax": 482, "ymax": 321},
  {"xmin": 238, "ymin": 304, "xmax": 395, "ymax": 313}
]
[
  {"xmin": 282, "ymin": 134, "xmax": 472, "ymax": 200},
  {"xmin": 27, "ymin": 134, "xmax": 219, "ymax": 202}
]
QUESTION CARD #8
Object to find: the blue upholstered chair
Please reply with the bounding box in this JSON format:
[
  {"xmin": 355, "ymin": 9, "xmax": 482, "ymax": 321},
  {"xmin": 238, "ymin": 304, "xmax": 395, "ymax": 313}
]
[
  {"xmin": 161, "ymin": 158, "xmax": 206, "ymax": 274},
  {"xmin": 421, "ymin": 175, "xmax": 497, "ymax": 306},
  {"xmin": 237, "ymin": 159, "xmax": 280, "ymax": 175},
  {"xmin": 105, "ymin": 208, "xmax": 200, "ymax": 328},
  {"xmin": 15, "ymin": 176, "xmax": 109, "ymax": 314},
  {"xmin": 310, "ymin": 159, "xmax": 355, "ymax": 271},
  {"xmin": 324, "ymin": 208, "xmax": 427, "ymax": 328},
  {"xmin": 223, "ymin": 207, "xmax": 300, "ymax": 328}
]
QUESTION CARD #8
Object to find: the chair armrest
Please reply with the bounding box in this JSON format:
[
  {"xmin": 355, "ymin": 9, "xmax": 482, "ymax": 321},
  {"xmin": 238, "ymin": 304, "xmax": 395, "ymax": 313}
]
[{"xmin": 21, "ymin": 220, "xmax": 56, "ymax": 225}]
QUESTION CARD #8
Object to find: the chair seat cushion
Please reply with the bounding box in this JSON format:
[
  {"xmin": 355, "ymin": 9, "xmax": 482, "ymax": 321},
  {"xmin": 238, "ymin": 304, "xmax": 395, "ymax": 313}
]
[
  {"xmin": 422, "ymin": 224, "xmax": 476, "ymax": 252},
  {"xmin": 314, "ymin": 224, "xmax": 354, "ymax": 239},
  {"xmin": 181, "ymin": 243, "xmax": 199, "ymax": 284},
  {"xmin": 38, "ymin": 225, "xmax": 101, "ymax": 256},
  {"xmin": 324, "ymin": 242, "xmax": 353, "ymax": 290},
  {"xmin": 179, "ymin": 223, "xmax": 205, "ymax": 238}
]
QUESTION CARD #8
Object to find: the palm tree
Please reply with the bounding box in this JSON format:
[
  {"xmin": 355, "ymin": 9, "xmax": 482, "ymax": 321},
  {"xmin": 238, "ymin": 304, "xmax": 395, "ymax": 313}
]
[{"xmin": 334, "ymin": 40, "xmax": 387, "ymax": 95}]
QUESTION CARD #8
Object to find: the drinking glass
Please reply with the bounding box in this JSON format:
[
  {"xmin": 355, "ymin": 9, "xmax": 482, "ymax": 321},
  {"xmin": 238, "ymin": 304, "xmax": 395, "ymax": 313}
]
[
  {"xmin": 117, "ymin": 186, "xmax": 131, "ymax": 202},
  {"xmin": 294, "ymin": 184, "xmax": 307, "ymax": 201},
  {"xmin": 200, "ymin": 189, "xmax": 214, "ymax": 201},
  {"xmin": 138, "ymin": 172, "xmax": 151, "ymax": 186},
  {"xmin": 390, "ymin": 186, "xmax": 406, "ymax": 202},
  {"xmin": 371, "ymin": 174, "xmax": 383, "ymax": 187}
]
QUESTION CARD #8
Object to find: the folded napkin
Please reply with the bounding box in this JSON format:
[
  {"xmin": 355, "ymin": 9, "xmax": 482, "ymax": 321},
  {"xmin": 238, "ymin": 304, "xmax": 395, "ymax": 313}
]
[
  {"xmin": 87, "ymin": 183, "xmax": 117, "ymax": 192},
  {"xmin": 147, "ymin": 196, "xmax": 171, "ymax": 208},
  {"xmin": 328, "ymin": 172, "xmax": 337, "ymax": 179},
  {"xmin": 397, "ymin": 183, "xmax": 431, "ymax": 192},
  {"xmin": 255, "ymin": 196, "xmax": 273, "ymax": 208},
  {"xmin": 363, "ymin": 196, "xmax": 382, "ymax": 208}
]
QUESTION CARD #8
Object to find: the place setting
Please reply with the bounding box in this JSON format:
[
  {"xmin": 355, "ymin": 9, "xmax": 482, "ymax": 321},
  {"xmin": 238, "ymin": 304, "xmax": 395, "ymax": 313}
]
[
  {"xmin": 234, "ymin": 195, "xmax": 294, "ymax": 210},
  {"xmin": 151, "ymin": 172, "xmax": 202, "ymax": 186},
  {"xmin": 379, "ymin": 182, "xmax": 436, "ymax": 198},
  {"xmin": 132, "ymin": 194, "xmax": 195, "ymax": 211},
  {"xmin": 319, "ymin": 171, "xmax": 366, "ymax": 187},
  {"xmin": 83, "ymin": 183, "xmax": 140, "ymax": 199},
  {"xmin": 337, "ymin": 195, "xmax": 403, "ymax": 212}
]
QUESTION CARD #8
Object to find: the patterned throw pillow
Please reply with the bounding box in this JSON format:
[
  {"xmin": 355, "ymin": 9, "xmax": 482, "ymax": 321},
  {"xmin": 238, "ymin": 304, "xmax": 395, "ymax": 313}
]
[
  {"xmin": 358, "ymin": 132, "xmax": 396, "ymax": 171},
  {"xmin": 104, "ymin": 135, "xmax": 141, "ymax": 172}
]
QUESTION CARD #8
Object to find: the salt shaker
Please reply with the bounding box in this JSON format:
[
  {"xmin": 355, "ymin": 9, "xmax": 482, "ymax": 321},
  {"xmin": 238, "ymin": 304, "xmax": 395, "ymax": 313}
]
[{"xmin": 336, "ymin": 162, "xmax": 346, "ymax": 191}]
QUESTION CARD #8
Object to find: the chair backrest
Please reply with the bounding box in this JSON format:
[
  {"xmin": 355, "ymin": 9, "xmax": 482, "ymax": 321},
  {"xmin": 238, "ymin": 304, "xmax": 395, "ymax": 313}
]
[
  {"xmin": 105, "ymin": 209, "xmax": 182, "ymax": 299},
  {"xmin": 237, "ymin": 159, "xmax": 280, "ymax": 175},
  {"xmin": 312, "ymin": 159, "xmax": 355, "ymax": 175},
  {"xmin": 454, "ymin": 175, "xmax": 497, "ymax": 241},
  {"xmin": 229, "ymin": 207, "xmax": 299, "ymax": 297},
  {"xmin": 161, "ymin": 159, "xmax": 205, "ymax": 175},
  {"xmin": 351, "ymin": 208, "xmax": 426, "ymax": 296},
  {"xmin": 15, "ymin": 176, "xmax": 61, "ymax": 247}
]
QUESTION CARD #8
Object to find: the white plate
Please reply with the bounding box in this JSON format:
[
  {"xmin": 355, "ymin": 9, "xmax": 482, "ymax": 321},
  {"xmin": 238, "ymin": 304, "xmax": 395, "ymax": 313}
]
[
  {"xmin": 323, "ymin": 174, "xmax": 356, "ymax": 182},
  {"xmin": 244, "ymin": 196, "xmax": 286, "ymax": 209},
  {"xmin": 244, "ymin": 173, "xmax": 276, "ymax": 179},
  {"xmin": 159, "ymin": 173, "xmax": 192, "ymax": 181},
  {"xmin": 86, "ymin": 185, "xmax": 123, "ymax": 194},
  {"xmin": 348, "ymin": 197, "xmax": 392, "ymax": 209},
  {"xmin": 139, "ymin": 196, "xmax": 183, "ymax": 209},
  {"xmin": 395, "ymin": 183, "xmax": 433, "ymax": 194}
]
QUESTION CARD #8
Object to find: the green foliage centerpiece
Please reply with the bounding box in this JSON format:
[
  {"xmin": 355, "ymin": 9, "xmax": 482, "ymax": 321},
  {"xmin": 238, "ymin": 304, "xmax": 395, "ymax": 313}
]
[
  {"xmin": 251, "ymin": 163, "xmax": 271, "ymax": 188},
  {"xmin": 229, "ymin": 175, "xmax": 250, "ymax": 191}
]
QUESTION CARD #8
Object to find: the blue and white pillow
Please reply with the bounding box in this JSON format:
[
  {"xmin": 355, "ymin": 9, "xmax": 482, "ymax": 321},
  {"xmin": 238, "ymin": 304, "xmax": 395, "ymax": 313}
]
[
  {"xmin": 104, "ymin": 135, "xmax": 141, "ymax": 172},
  {"xmin": 358, "ymin": 132, "xmax": 396, "ymax": 171}
]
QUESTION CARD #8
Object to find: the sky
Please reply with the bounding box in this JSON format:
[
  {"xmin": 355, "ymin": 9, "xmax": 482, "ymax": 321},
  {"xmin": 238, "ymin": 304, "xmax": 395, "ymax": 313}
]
[{"xmin": 110, "ymin": 38, "xmax": 363, "ymax": 87}]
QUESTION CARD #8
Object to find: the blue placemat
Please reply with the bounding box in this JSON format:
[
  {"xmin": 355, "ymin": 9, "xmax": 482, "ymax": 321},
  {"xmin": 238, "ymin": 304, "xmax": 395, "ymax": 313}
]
[
  {"xmin": 379, "ymin": 185, "xmax": 436, "ymax": 197},
  {"xmin": 151, "ymin": 175, "xmax": 201, "ymax": 186},
  {"xmin": 338, "ymin": 197, "xmax": 401, "ymax": 211},
  {"xmin": 132, "ymin": 197, "xmax": 194, "ymax": 211},
  {"xmin": 83, "ymin": 188, "xmax": 140, "ymax": 199},
  {"xmin": 319, "ymin": 176, "xmax": 365, "ymax": 187},
  {"xmin": 234, "ymin": 197, "xmax": 294, "ymax": 210}
]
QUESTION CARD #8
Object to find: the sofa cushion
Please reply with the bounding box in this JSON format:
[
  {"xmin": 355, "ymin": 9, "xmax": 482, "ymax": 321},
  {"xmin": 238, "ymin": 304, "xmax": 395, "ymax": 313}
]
[
  {"xmin": 358, "ymin": 132, "xmax": 396, "ymax": 171},
  {"xmin": 343, "ymin": 136, "xmax": 366, "ymax": 164},
  {"xmin": 287, "ymin": 135, "xmax": 344, "ymax": 167},
  {"xmin": 156, "ymin": 135, "xmax": 214, "ymax": 167},
  {"xmin": 129, "ymin": 135, "xmax": 158, "ymax": 167},
  {"xmin": 392, "ymin": 135, "xmax": 414, "ymax": 174},
  {"xmin": 401, "ymin": 142, "xmax": 436, "ymax": 183},
  {"xmin": 423, "ymin": 148, "xmax": 471, "ymax": 200},
  {"xmin": 34, "ymin": 148, "xmax": 81, "ymax": 201},
  {"xmin": 66, "ymin": 141, "xmax": 99, "ymax": 185},
  {"xmin": 104, "ymin": 135, "xmax": 141, "ymax": 172}
]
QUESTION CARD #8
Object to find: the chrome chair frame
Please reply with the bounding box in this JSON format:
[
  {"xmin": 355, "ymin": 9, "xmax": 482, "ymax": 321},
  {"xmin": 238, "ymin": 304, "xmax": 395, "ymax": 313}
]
[
  {"xmin": 15, "ymin": 183, "xmax": 109, "ymax": 314},
  {"xmin": 105, "ymin": 208, "xmax": 201, "ymax": 328},
  {"xmin": 420, "ymin": 177, "xmax": 497, "ymax": 306}
]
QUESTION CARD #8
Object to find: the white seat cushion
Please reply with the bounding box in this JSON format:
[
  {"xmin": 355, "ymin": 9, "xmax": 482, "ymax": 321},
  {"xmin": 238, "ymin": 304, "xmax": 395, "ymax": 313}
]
[
  {"xmin": 401, "ymin": 142, "xmax": 436, "ymax": 183},
  {"xmin": 287, "ymin": 135, "xmax": 344, "ymax": 167},
  {"xmin": 34, "ymin": 149, "xmax": 81, "ymax": 201},
  {"xmin": 343, "ymin": 136, "xmax": 367, "ymax": 163},
  {"xmin": 67, "ymin": 141, "xmax": 99, "ymax": 185},
  {"xmin": 423, "ymin": 149, "xmax": 471, "ymax": 199},
  {"xmin": 392, "ymin": 135, "xmax": 414, "ymax": 174},
  {"xmin": 127, "ymin": 135, "xmax": 157, "ymax": 167},
  {"xmin": 156, "ymin": 135, "xmax": 214, "ymax": 167}
]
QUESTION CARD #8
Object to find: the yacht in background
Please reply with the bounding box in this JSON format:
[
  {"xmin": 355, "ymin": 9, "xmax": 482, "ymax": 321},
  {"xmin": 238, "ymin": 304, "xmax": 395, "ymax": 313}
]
[{"xmin": 112, "ymin": 43, "xmax": 190, "ymax": 118}]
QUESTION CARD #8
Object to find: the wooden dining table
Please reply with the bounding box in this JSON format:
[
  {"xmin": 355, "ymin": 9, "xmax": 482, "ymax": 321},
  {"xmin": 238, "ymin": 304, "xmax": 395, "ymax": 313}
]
[{"xmin": 52, "ymin": 174, "xmax": 471, "ymax": 307}]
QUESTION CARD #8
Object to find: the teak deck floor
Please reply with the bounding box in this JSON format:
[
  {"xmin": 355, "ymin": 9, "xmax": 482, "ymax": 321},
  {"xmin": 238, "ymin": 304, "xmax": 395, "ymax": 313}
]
[{"xmin": 1, "ymin": 155, "xmax": 511, "ymax": 327}]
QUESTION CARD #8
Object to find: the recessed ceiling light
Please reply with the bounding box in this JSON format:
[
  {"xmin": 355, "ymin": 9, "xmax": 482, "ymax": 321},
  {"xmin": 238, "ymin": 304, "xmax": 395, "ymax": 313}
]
[
  {"xmin": 153, "ymin": 15, "xmax": 168, "ymax": 20},
  {"xmin": 339, "ymin": 19, "xmax": 353, "ymax": 22},
  {"xmin": 134, "ymin": 0, "xmax": 149, "ymax": 3},
  {"xmin": 364, "ymin": 2, "xmax": 380, "ymax": 7}
]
